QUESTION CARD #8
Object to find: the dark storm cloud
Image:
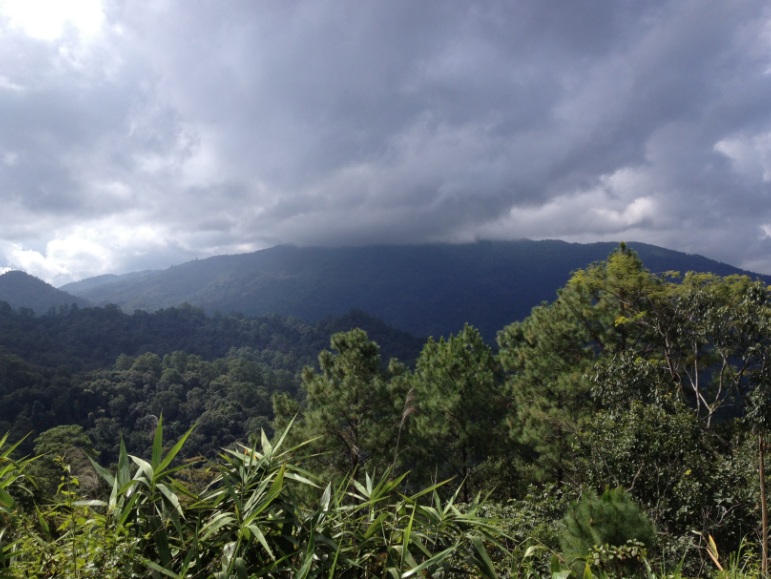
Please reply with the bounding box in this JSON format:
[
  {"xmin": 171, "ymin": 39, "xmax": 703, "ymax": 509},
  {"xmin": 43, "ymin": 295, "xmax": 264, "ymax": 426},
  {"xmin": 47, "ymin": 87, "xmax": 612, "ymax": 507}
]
[{"xmin": 1, "ymin": 0, "xmax": 771, "ymax": 283}]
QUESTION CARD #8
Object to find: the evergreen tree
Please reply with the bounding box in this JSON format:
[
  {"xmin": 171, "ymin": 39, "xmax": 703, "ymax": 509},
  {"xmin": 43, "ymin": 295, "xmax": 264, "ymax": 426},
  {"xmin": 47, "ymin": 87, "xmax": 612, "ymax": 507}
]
[
  {"xmin": 405, "ymin": 324, "xmax": 505, "ymax": 500},
  {"xmin": 497, "ymin": 245, "xmax": 662, "ymax": 486},
  {"xmin": 287, "ymin": 329, "xmax": 403, "ymax": 477}
]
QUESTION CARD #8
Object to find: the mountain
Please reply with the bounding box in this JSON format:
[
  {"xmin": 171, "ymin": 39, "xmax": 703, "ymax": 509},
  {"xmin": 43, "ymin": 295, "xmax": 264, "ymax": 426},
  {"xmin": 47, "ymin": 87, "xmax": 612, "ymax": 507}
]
[
  {"xmin": 60, "ymin": 240, "xmax": 771, "ymax": 340},
  {"xmin": 0, "ymin": 270, "xmax": 90, "ymax": 314}
]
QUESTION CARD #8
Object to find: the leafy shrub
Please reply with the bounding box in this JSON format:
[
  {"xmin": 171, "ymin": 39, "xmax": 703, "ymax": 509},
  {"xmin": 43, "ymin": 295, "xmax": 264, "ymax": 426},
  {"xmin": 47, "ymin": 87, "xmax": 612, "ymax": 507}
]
[{"xmin": 560, "ymin": 487, "xmax": 655, "ymax": 576}]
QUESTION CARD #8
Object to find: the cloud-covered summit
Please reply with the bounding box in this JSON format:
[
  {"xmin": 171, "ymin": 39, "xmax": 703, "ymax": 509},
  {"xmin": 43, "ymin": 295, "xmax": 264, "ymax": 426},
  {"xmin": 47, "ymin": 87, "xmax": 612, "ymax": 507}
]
[{"xmin": 1, "ymin": 0, "xmax": 771, "ymax": 284}]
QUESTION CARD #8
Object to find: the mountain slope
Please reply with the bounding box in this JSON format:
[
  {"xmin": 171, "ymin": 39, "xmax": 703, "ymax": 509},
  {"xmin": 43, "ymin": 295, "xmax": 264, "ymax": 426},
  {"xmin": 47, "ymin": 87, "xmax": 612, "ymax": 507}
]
[
  {"xmin": 0, "ymin": 271, "xmax": 90, "ymax": 314},
  {"xmin": 61, "ymin": 240, "xmax": 771, "ymax": 340}
]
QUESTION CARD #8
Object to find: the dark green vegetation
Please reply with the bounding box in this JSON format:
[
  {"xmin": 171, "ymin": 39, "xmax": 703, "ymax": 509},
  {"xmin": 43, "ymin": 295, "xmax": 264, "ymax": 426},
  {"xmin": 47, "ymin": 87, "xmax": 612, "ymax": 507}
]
[
  {"xmin": 3, "ymin": 245, "xmax": 771, "ymax": 576},
  {"xmin": 0, "ymin": 304, "xmax": 423, "ymax": 461},
  {"xmin": 57, "ymin": 240, "xmax": 771, "ymax": 340}
]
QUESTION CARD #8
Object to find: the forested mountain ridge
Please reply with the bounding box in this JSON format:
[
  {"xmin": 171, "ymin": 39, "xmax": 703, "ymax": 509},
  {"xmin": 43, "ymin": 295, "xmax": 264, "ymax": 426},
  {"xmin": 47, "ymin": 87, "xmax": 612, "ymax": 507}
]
[
  {"xmin": 60, "ymin": 240, "xmax": 771, "ymax": 340},
  {"xmin": 0, "ymin": 270, "xmax": 88, "ymax": 314}
]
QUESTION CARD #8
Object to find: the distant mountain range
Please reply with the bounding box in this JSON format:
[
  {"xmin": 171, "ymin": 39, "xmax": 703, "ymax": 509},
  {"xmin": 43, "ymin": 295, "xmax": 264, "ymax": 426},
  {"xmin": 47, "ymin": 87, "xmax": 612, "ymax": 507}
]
[
  {"xmin": 1, "ymin": 240, "xmax": 767, "ymax": 340},
  {"xmin": 34, "ymin": 240, "xmax": 769, "ymax": 340},
  {"xmin": 0, "ymin": 270, "xmax": 89, "ymax": 314}
]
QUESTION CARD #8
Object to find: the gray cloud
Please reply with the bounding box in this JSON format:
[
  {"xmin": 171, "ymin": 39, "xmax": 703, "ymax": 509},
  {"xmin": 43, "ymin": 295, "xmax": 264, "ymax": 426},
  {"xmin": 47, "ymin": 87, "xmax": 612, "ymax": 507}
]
[{"xmin": 1, "ymin": 0, "xmax": 771, "ymax": 284}]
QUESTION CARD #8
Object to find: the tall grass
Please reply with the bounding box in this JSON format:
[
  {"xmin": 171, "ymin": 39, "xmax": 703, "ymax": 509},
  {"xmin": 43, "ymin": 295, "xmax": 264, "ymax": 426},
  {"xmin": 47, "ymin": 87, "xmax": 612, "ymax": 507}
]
[{"xmin": 1, "ymin": 421, "xmax": 516, "ymax": 577}]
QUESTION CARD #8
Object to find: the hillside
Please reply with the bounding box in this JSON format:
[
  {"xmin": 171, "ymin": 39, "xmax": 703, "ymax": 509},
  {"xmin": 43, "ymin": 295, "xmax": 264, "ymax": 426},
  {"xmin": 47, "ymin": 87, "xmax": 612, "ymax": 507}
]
[
  {"xmin": 0, "ymin": 270, "xmax": 89, "ymax": 314},
  {"xmin": 60, "ymin": 240, "xmax": 771, "ymax": 340}
]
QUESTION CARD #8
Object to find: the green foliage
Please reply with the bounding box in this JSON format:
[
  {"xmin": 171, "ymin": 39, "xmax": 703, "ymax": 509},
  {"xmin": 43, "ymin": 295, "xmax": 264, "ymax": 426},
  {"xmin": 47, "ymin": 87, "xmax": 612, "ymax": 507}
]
[
  {"xmin": 560, "ymin": 488, "xmax": 655, "ymax": 576},
  {"xmin": 287, "ymin": 329, "xmax": 404, "ymax": 477},
  {"xmin": 31, "ymin": 424, "xmax": 100, "ymax": 499},
  {"xmin": 498, "ymin": 245, "xmax": 662, "ymax": 486},
  {"xmin": 1, "ymin": 420, "xmax": 516, "ymax": 577},
  {"xmin": 190, "ymin": 426, "xmax": 315, "ymax": 577},
  {"xmin": 406, "ymin": 324, "xmax": 506, "ymax": 500},
  {"xmin": 0, "ymin": 303, "xmax": 424, "ymax": 465},
  {"xmin": 712, "ymin": 535, "xmax": 761, "ymax": 578},
  {"xmin": 0, "ymin": 432, "xmax": 31, "ymax": 516},
  {"xmin": 6, "ymin": 462, "xmax": 137, "ymax": 578},
  {"xmin": 90, "ymin": 416, "xmax": 194, "ymax": 572},
  {"xmin": 497, "ymin": 245, "xmax": 771, "ymax": 572}
]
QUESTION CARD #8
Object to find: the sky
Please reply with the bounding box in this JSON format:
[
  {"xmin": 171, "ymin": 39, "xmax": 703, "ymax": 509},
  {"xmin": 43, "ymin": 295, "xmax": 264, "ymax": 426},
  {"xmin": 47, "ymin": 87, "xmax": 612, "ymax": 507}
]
[{"xmin": 2, "ymin": 0, "xmax": 771, "ymax": 286}]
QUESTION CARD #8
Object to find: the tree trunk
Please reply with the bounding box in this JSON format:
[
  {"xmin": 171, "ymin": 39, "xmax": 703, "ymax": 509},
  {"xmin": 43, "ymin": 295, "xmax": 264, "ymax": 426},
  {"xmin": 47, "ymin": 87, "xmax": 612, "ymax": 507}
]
[{"xmin": 761, "ymin": 433, "xmax": 768, "ymax": 578}]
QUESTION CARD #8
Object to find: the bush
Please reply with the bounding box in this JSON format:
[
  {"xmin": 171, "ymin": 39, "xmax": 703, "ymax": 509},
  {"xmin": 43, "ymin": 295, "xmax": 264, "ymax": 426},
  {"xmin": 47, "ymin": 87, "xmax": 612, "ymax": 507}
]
[{"xmin": 560, "ymin": 487, "xmax": 655, "ymax": 576}]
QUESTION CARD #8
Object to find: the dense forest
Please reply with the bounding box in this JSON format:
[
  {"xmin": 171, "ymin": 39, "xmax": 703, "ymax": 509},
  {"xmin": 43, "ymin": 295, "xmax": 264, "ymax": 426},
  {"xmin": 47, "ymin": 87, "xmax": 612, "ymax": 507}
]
[
  {"xmin": 0, "ymin": 303, "xmax": 424, "ymax": 460},
  {"xmin": 2, "ymin": 245, "xmax": 771, "ymax": 577}
]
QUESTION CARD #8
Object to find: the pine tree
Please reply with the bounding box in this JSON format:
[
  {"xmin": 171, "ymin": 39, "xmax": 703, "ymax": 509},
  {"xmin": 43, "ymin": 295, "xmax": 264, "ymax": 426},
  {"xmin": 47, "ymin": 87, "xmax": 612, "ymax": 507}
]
[
  {"xmin": 286, "ymin": 329, "xmax": 403, "ymax": 478},
  {"xmin": 405, "ymin": 324, "xmax": 505, "ymax": 500},
  {"xmin": 498, "ymin": 245, "xmax": 662, "ymax": 486}
]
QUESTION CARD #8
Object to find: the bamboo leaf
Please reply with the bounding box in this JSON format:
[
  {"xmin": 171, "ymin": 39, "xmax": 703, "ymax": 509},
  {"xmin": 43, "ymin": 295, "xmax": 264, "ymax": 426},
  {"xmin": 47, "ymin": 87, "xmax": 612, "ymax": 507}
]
[
  {"xmin": 261, "ymin": 429, "xmax": 273, "ymax": 457},
  {"xmin": 327, "ymin": 539, "xmax": 343, "ymax": 579},
  {"xmin": 0, "ymin": 488, "xmax": 14, "ymax": 512},
  {"xmin": 117, "ymin": 492, "xmax": 139, "ymax": 528},
  {"xmin": 158, "ymin": 482, "xmax": 184, "ymax": 518},
  {"xmin": 201, "ymin": 512, "xmax": 236, "ymax": 541},
  {"xmin": 246, "ymin": 523, "xmax": 276, "ymax": 560},
  {"xmin": 244, "ymin": 468, "xmax": 285, "ymax": 519},
  {"xmin": 156, "ymin": 425, "xmax": 195, "ymax": 476},
  {"xmin": 271, "ymin": 415, "xmax": 296, "ymax": 454},
  {"xmin": 153, "ymin": 515, "xmax": 174, "ymax": 567},
  {"xmin": 88, "ymin": 455, "xmax": 115, "ymax": 489},
  {"xmin": 130, "ymin": 455, "xmax": 155, "ymax": 483},
  {"xmin": 401, "ymin": 545, "xmax": 456, "ymax": 577},
  {"xmin": 139, "ymin": 556, "xmax": 180, "ymax": 578},
  {"xmin": 74, "ymin": 499, "xmax": 108, "ymax": 508},
  {"xmin": 320, "ymin": 482, "xmax": 331, "ymax": 512},
  {"xmin": 400, "ymin": 502, "xmax": 417, "ymax": 570},
  {"xmin": 34, "ymin": 504, "xmax": 50, "ymax": 536},
  {"xmin": 364, "ymin": 512, "xmax": 389, "ymax": 540},
  {"xmin": 351, "ymin": 477, "xmax": 369, "ymax": 500},
  {"xmin": 117, "ymin": 437, "xmax": 132, "ymax": 488},
  {"xmin": 284, "ymin": 471, "xmax": 319, "ymax": 488},
  {"xmin": 471, "ymin": 536, "xmax": 498, "ymax": 579},
  {"xmin": 294, "ymin": 533, "xmax": 316, "ymax": 579}
]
